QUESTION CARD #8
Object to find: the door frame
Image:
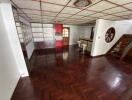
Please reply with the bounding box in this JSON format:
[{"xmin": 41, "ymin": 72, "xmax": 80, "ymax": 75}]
[{"xmin": 63, "ymin": 27, "xmax": 70, "ymax": 46}]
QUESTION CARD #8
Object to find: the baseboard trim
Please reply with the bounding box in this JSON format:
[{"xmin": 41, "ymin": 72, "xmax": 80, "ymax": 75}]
[
  {"xmin": 10, "ymin": 76, "xmax": 21, "ymax": 100},
  {"xmin": 29, "ymin": 50, "xmax": 35, "ymax": 61},
  {"xmin": 91, "ymin": 54, "xmax": 106, "ymax": 58}
]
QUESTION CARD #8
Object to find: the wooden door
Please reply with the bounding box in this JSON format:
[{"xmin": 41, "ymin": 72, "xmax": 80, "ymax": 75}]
[{"xmin": 63, "ymin": 27, "xmax": 70, "ymax": 46}]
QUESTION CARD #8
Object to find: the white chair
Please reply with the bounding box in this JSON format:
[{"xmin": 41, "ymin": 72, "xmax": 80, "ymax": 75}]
[
  {"xmin": 77, "ymin": 41, "xmax": 82, "ymax": 51},
  {"xmin": 77, "ymin": 40, "xmax": 81, "ymax": 48},
  {"xmin": 82, "ymin": 43, "xmax": 87, "ymax": 54}
]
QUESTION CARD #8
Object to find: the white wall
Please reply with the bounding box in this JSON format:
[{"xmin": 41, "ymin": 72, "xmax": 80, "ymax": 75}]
[
  {"xmin": 31, "ymin": 24, "xmax": 80, "ymax": 45},
  {"xmin": 78, "ymin": 25, "xmax": 93, "ymax": 39},
  {"xmin": 91, "ymin": 19, "xmax": 132, "ymax": 56},
  {"xmin": 64, "ymin": 25, "xmax": 94, "ymax": 45},
  {"xmin": 0, "ymin": 0, "xmax": 10, "ymax": 3},
  {"xmin": 30, "ymin": 23, "xmax": 93, "ymax": 46},
  {"xmin": 0, "ymin": 3, "xmax": 28, "ymax": 100},
  {"xmin": 64, "ymin": 25, "xmax": 79, "ymax": 45},
  {"xmin": 26, "ymin": 39, "xmax": 34, "ymax": 59}
]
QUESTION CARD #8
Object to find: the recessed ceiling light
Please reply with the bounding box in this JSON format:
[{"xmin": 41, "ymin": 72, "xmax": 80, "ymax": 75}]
[{"xmin": 74, "ymin": 0, "xmax": 92, "ymax": 7}]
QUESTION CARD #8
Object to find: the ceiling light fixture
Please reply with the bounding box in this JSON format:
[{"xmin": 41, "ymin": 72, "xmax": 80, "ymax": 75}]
[{"xmin": 74, "ymin": 0, "xmax": 92, "ymax": 7}]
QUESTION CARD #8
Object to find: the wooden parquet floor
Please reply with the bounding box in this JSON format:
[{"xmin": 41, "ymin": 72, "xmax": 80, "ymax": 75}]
[{"xmin": 11, "ymin": 46, "xmax": 132, "ymax": 100}]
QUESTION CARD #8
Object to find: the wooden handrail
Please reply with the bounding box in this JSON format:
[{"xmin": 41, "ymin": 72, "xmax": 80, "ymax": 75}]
[
  {"xmin": 120, "ymin": 41, "xmax": 132, "ymax": 60},
  {"xmin": 107, "ymin": 34, "xmax": 132, "ymax": 54}
]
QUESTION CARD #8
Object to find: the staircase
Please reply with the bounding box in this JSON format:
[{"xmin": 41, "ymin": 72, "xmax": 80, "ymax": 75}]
[{"xmin": 108, "ymin": 35, "xmax": 132, "ymax": 60}]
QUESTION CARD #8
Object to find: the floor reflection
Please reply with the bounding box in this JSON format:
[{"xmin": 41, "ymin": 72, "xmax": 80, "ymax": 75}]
[
  {"xmin": 87, "ymin": 56, "xmax": 132, "ymax": 99},
  {"xmin": 11, "ymin": 77, "xmax": 36, "ymax": 100},
  {"xmin": 12, "ymin": 45, "xmax": 132, "ymax": 100}
]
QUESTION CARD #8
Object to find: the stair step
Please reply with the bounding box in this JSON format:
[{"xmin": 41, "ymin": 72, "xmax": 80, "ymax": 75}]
[{"xmin": 111, "ymin": 53, "xmax": 121, "ymax": 58}]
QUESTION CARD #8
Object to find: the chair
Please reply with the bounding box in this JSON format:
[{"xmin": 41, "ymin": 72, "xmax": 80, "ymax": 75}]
[
  {"xmin": 77, "ymin": 40, "xmax": 82, "ymax": 51},
  {"xmin": 77, "ymin": 40, "xmax": 81, "ymax": 48},
  {"xmin": 82, "ymin": 43, "xmax": 87, "ymax": 54}
]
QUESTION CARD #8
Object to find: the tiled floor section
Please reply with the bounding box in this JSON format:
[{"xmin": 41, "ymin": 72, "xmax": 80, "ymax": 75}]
[{"xmin": 11, "ymin": 46, "xmax": 132, "ymax": 100}]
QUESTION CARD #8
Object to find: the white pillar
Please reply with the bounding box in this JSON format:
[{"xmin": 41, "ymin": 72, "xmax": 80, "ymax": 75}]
[{"xmin": 0, "ymin": 2, "xmax": 29, "ymax": 100}]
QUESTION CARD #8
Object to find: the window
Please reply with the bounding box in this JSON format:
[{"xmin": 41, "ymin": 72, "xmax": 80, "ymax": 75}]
[{"xmin": 63, "ymin": 28, "xmax": 69, "ymax": 37}]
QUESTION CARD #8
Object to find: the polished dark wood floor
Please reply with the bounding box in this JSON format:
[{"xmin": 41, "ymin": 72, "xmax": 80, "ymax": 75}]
[{"xmin": 12, "ymin": 45, "xmax": 132, "ymax": 100}]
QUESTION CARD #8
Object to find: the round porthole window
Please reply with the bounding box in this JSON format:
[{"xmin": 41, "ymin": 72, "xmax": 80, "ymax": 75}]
[{"xmin": 105, "ymin": 27, "xmax": 115, "ymax": 43}]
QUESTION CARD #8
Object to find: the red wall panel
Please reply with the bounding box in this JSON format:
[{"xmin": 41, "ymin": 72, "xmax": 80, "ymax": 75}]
[
  {"xmin": 55, "ymin": 24, "xmax": 63, "ymax": 33},
  {"xmin": 54, "ymin": 23, "xmax": 63, "ymax": 48},
  {"xmin": 55, "ymin": 40, "xmax": 63, "ymax": 47}
]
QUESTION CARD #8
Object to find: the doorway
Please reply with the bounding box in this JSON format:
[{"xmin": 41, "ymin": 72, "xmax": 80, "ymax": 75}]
[
  {"xmin": 90, "ymin": 27, "xmax": 95, "ymax": 40},
  {"xmin": 63, "ymin": 27, "xmax": 70, "ymax": 46}
]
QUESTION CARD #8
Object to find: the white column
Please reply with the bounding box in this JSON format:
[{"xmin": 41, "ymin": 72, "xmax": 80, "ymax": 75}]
[{"xmin": 0, "ymin": 2, "xmax": 28, "ymax": 100}]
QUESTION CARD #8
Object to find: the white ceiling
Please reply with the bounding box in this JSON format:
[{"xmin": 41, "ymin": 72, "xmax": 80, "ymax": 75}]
[{"xmin": 11, "ymin": 0, "xmax": 132, "ymax": 25}]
